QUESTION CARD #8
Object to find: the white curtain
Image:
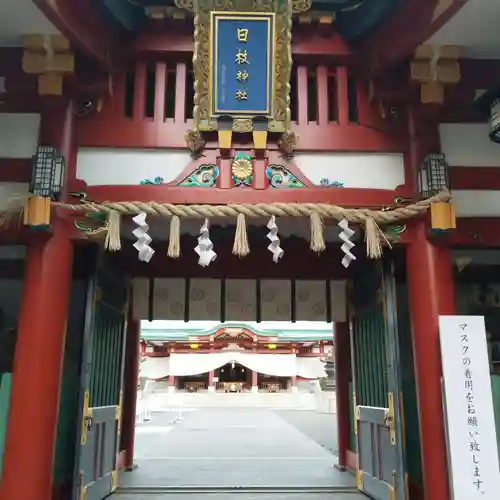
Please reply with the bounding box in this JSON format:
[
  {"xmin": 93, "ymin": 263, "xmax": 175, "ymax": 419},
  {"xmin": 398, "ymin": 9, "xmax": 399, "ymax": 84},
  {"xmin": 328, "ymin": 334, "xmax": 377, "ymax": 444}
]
[
  {"xmin": 141, "ymin": 352, "xmax": 325, "ymax": 379},
  {"xmin": 169, "ymin": 352, "xmax": 232, "ymax": 376},
  {"xmin": 296, "ymin": 357, "xmax": 327, "ymax": 379},
  {"xmin": 140, "ymin": 357, "xmax": 170, "ymax": 379},
  {"xmin": 237, "ymin": 353, "xmax": 296, "ymax": 377}
]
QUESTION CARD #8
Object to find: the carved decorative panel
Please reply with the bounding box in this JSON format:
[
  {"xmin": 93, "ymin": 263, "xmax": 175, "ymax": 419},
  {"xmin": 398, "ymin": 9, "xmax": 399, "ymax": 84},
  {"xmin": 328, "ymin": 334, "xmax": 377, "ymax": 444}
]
[
  {"xmin": 189, "ymin": 278, "xmax": 222, "ymax": 321},
  {"xmin": 132, "ymin": 278, "xmax": 150, "ymax": 319},
  {"xmin": 153, "ymin": 278, "xmax": 186, "ymax": 320},
  {"xmin": 330, "ymin": 280, "xmax": 347, "ymax": 322},
  {"xmin": 295, "ymin": 280, "xmax": 327, "ymax": 321},
  {"xmin": 225, "ymin": 279, "xmax": 257, "ymax": 321},
  {"xmin": 260, "ymin": 279, "xmax": 291, "ymax": 321}
]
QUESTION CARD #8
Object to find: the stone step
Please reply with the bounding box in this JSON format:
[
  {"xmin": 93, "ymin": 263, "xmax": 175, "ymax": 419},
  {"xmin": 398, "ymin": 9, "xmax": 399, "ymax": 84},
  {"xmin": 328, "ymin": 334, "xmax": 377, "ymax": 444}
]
[{"xmin": 114, "ymin": 485, "xmax": 363, "ymax": 498}]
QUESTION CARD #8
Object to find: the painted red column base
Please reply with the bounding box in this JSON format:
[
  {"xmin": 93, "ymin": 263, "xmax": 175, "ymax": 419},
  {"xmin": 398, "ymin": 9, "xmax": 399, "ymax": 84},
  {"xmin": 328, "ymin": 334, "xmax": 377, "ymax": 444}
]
[
  {"xmin": 407, "ymin": 220, "xmax": 455, "ymax": 500},
  {"xmin": 0, "ymin": 222, "xmax": 73, "ymax": 500}
]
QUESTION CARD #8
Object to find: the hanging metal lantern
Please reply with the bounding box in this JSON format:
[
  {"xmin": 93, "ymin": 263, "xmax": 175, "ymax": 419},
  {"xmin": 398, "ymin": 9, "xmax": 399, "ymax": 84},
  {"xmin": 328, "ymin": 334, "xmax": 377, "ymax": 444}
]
[
  {"xmin": 474, "ymin": 86, "xmax": 500, "ymax": 143},
  {"xmin": 23, "ymin": 146, "xmax": 65, "ymax": 228},
  {"xmin": 417, "ymin": 153, "xmax": 455, "ymax": 231},
  {"xmin": 417, "ymin": 153, "xmax": 450, "ymax": 198}
]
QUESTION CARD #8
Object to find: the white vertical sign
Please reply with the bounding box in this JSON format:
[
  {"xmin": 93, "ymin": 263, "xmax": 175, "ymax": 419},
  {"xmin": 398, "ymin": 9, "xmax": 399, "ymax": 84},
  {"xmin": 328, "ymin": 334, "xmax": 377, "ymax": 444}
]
[{"xmin": 439, "ymin": 315, "xmax": 500, "ymax": 500}]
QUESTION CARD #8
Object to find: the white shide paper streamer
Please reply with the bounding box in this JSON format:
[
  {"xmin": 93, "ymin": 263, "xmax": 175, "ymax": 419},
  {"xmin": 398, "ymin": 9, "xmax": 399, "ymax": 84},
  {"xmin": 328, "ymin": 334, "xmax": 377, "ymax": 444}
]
[
  {"xmin": 338, "ymin": 218, "xmax": 356, "ymax": 268},
  {"xmin": 195, "ymin": 218, "xmax": 217, "ymax": 267},
  {"xmin": 132, "ymin": 212, "xmax": 155, "ymax": 262},
  {"xmin": 267, "ymin": 216, "xmax": 284, "ymax": 263}
]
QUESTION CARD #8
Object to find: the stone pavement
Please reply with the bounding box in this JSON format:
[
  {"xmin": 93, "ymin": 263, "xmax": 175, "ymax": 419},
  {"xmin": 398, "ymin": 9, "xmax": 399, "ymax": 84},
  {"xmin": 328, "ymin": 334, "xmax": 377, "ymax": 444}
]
[{"xmin": 116, "ymin": 408, "xmax": 365, "ymax": 499}]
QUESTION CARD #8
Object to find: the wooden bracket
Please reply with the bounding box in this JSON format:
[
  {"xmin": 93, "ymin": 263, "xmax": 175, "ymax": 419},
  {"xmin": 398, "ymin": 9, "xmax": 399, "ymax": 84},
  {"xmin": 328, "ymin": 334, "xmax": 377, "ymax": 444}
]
[
  {"xmin": 21, "ymin": 34, "xmax": 74, "ymax": 96},
  {"xmin": 411, "ymin": 45, "xmax": 460, "ymax": 104}
]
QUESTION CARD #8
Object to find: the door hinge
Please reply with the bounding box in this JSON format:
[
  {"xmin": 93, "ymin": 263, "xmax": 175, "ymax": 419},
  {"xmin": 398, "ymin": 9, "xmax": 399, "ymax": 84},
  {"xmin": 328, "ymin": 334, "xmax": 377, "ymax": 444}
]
[
  {"xmin": 79, "ymin": 484, "xmax": 87, "ymax": 500},
  {"xmin": 111, "ymin": 470, "xmax": 117, "ymax": 492},
  {"xmin": 386, "ymin": 391, "xmax": 396, "ymax": 446},
  {"xmin": 116, "ymin": 391, "xmax": 123, "ymax": 434},
  {"xmin": 388, "ymin": 470, "xmax": 396, "ymax": 500},
  {"xmin": 356, "ymin": 469, "xmax": 364, "ymax": 491},
  {"xmin": 81, "ymin": 391, "xmax": 93, "ymax": 445}
]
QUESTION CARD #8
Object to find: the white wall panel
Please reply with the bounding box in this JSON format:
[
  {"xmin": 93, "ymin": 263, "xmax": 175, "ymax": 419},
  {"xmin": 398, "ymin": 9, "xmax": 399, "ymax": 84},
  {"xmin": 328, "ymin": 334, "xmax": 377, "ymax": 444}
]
[
  {"xmin": 440, "ymin": 123, "xmax": 500, "ymax": 166},
  {"xmin": 0, "ymin": 113, "xmax": 40, "ymax": 158},
  {"xmin": 76, "ymin": 147, "xmax": 191, "ymax": 185},
  {"xmin": 295, "ymin": 152, "xmax": 405, "ymax": 189}
]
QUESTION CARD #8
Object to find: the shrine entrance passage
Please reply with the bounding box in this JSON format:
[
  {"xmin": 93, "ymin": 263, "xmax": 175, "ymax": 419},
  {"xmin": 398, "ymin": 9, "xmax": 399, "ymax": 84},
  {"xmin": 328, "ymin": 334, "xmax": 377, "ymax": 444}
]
[{"xmin": 17, "ymin": 223, "xmax": 417, "ymax": 500}]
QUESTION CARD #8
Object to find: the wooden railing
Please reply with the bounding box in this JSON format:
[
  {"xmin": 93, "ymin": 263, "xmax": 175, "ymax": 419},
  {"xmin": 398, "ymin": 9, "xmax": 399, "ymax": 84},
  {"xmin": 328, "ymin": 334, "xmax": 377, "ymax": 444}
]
[{"xmin": 77, "ymin": 60, "xmax": 402, "ymax": 152}]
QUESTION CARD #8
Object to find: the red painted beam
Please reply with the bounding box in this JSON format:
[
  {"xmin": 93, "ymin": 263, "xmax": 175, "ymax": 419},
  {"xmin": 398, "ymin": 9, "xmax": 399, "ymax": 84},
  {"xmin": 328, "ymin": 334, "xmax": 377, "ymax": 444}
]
[
  {"xmin": 359, "ymin": 0, "xmax": 468, "ymax": 73},
  {"xmin": 126, "ymin": 30, "xmax": 351, "ymax": 60},
  {"xmin": 77, "ymin": 184, "xmax": 407, "ymax": 208},
  {"xmin": 0, "ymin": 159, "xmax": 32, "ymax": 182},
  {"xmin": 446, "ymin": 218, "xmax": 500, "ymax": 246},
  {"xmin": 450, "ymin": 167, "xmax": 500, "ymax": 190},
  {"xmin": 32, "ymin": 0, "xmax": 121, "ymax": 67}
]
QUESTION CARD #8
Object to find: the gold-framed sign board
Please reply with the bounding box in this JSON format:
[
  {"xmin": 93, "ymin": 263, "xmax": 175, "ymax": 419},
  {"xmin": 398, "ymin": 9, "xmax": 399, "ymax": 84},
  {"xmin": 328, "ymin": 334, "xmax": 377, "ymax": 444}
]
[{"xmin": 176, "ymin": 0, "xmax": 311, "ymax": 135}]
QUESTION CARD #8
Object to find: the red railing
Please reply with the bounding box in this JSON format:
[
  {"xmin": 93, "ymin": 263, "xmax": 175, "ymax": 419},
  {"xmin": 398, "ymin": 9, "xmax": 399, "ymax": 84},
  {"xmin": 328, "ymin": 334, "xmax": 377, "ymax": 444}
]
[{"xmin": 77, "ymin": 60, "xmax": 403, "ymax": 152}]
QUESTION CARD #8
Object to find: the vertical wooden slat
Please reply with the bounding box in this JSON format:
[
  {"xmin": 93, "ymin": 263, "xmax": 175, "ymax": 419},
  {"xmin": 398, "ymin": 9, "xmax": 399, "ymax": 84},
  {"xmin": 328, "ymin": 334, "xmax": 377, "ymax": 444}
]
[
  {"xmin": 174, "ymin": 62, "xmax": 187, "ymax": 123},
  {"xmin": 356, "ymin": 79, "xmax": 368, "ymax": 126},
  {"xmin": 154, "ymin": 62, "xmax": 166, "ymax": 123},
  {"xmin": 296, "ymin": 65, "xmax": 308, "ymax": 126},
  {"xmin": 316, "ymin": 66, "xmax": 329, "ymax": 126},
  {"xmin": 336, "ymin": 66, "xmax": 349, "ymax": 125},
  {"xmin": 115, "ymin": 72, "xmax": 126, "ymax": 117},
  {"xmin": 184, "ymin": 277, "xmax": 190, "ymax": 322},
  {"xmin": 133, "ymin": 62, "xmax": 147, "ymax": 121}
]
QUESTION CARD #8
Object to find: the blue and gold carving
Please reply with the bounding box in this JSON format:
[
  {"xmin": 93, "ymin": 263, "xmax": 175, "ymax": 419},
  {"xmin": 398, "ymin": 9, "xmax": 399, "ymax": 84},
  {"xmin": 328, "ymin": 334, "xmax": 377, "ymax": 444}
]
[
  {"xmin": 232, "ymin": 152, "xmax": 253, "ymax": 186},
  {"xmin": 266, "ymin": 164, "xmax": 306, "ymax": 188},
  {"xmin": 178, "ymin": 164, "xmax": 220, "ymax": 187},
  {"xmin": 140, "ymin": 177, "xmax": 165, "ymax": 185},
  {"xmin": 210, "ymin": 12, "xmax": 275, "ymax": 117},
  {"xmin": 320, "ymin": 178, "xmax": 344, "ymax": 187}
]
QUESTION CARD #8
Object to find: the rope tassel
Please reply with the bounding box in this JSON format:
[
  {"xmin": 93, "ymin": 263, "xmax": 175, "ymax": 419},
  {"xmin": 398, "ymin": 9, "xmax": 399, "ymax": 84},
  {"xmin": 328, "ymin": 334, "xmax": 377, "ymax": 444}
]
[
  {"xmin": 232, "ymin": 213, "xmax": 250, "ymax": 257},
  {"xmin": 309, "ymin": 211, "xmax": 326, "ymax": 253},
  {"xmin": 167, "ymin": 215, "xmax": 181, "ymax": 258},
  {"xmin": 104, "ymin": 210, "xmax": 121, "ymax": 251},
  {"xmin": 364, "ymin": 217, "xmax": 389, "ymax": 259}
]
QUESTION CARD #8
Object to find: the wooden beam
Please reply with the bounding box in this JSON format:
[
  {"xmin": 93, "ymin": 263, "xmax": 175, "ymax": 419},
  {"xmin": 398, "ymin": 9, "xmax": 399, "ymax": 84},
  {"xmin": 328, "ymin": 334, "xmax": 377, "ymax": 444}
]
[
  {"xmin": 32, "ymin": 0, "xmax": 121, "ymax": 67},
  {"xmin": 69, "ymin": 182, "xmax": 409, "ymax": 208},
  {"xmin": 359, "ymin": 0, "xmax": 468, "ymax": 74},
  {"xmin": 0, "ymin": 159, "xmax": 32, "ymax": 183},
  {"xmin": 449, "ymin": 167, "xmax": 500, "ymax": 190},
  {"xmin": 126, "ymin": 30, "xmax": 351, "ymax": 60}
]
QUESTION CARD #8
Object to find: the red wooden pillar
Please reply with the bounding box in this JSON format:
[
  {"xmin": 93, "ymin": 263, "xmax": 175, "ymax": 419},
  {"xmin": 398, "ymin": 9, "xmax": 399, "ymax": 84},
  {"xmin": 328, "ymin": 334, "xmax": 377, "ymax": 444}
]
[
  {"xmin": 0, "ymin": 221, "xmax": 73, "ymax": 500},
  {"xmin": 121, "ymin": 318, "xmax": 141, "ymax": 470},
  {"xmin": 208, "ymin": 370, "xmax": 214, "ymax": 391},
  {"xmin": 334, "ymin": 322, "xmax": 351, "ymax": 470},
  {"xmin": 251, "ymin": 370, "xmax": 258, "ymax": 392},
  {"xmin": 406, "ymin": 220, "xmax": 455, "ymax": 500}
]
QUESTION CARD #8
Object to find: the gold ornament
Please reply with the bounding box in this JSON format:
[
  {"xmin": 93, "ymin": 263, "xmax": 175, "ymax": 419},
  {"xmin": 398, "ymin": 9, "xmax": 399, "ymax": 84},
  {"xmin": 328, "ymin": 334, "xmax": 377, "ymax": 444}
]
[{"xmin": 231, "ymin": 157, "xmax": 253, "ymax": 181}]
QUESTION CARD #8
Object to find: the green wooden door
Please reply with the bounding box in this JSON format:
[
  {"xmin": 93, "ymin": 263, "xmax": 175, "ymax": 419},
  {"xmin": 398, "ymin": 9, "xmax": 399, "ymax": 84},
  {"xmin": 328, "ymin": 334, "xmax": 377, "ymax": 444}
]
[
  {"xmin": 350, "ymin": 256, "xmax": 406, "ymax": 500},
  {"xmin": 73, "ymin": 253, "xmax": 129, "ymax": 500}
]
